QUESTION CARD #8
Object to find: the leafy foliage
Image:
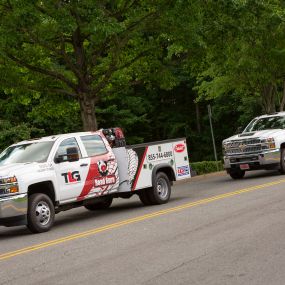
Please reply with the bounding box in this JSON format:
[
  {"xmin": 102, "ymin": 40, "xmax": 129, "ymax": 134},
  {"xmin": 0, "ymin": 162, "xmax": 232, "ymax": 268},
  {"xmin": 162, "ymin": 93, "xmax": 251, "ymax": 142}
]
[
  {"xmin": 2, "ymin": 1, "xmax": 285, "ymax": 163},
  {"xmin": 191, "ymin": 0, "xmax": 285, "ymax": 113},
  {"xmin": 191, "ymin": 161, "xmax": 224, "ymax": 175},
  {"xmin": 0, "ymin": 0, "xmax": 180, "ymax": 130}
]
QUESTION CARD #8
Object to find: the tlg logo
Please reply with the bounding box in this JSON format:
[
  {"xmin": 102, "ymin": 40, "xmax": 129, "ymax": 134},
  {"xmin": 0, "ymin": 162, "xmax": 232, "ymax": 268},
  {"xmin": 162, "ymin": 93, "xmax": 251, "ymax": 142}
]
[{"xmin": 62, "ymin": 171, "xmax": 81, "ymax": 184}]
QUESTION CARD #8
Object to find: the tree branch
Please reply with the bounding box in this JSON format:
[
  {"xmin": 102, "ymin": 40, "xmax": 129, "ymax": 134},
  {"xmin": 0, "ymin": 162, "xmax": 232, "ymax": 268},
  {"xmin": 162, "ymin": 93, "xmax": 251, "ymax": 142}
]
[
  {"xmin": 34, "ymin": 3, "xmax": 54, "ymax": 18},
  {"xmin": 48, "ymin": 88, "xmax": 77, "ymax": 98},
  {"xmin": 92, "ymin": 61, "xmax": 117, "ymax": 96},
  {"xmin": 90, "ymin": 9, "xmax": 156, "ymax": 67},
  {"xmin": 118, "ymin": 49, "xmax": 152, "ymax": 70},
  {"xmin": 6, "ymin": 53, "xmax": 77, "ymax": 91},
  {"xmin": 59, "ymin": 33, "xmax": 85, "ymax": 84},
  {"xmin": 92, "ymin": 48, "xmax": 152, "ymax": 97},
  {"xmin": 121, "ymin": 11, "xmax": 157, "ymax": 36}
]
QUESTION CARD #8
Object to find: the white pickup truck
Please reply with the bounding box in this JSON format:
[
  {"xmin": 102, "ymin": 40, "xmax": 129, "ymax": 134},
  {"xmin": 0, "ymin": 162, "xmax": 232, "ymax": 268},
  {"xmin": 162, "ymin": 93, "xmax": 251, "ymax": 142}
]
[
  {"xmin": 0, "ymin": 128, "xmax": 190, "ymax": 233},
  {"xmin": 223, "ymin": 112, "xmax": 285, "ymax": 179}
]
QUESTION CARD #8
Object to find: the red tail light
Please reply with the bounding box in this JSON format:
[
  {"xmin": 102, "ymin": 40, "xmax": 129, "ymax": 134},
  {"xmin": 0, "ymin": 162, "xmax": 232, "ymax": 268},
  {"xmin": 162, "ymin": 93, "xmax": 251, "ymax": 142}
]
[
  {"xmin": 102, "ymin": 127, "xmax": 126, "ymax": 148},
  {"xmin": 114, "ymin": 128, "xmax": 124, "ymax": 139}
]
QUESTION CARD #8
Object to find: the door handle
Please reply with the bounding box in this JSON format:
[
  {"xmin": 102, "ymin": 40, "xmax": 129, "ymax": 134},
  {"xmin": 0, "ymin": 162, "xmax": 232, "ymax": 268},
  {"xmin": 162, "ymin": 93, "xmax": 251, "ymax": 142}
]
[{"xmin": 80, "ymin": 163, "xmax": 88, "ymax": 167}]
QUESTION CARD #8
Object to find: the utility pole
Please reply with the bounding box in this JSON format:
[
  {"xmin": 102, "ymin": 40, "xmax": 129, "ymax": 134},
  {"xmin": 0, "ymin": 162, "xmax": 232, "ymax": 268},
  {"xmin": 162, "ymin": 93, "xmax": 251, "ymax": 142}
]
[{"xmin": 208, "ymin": 105, "xmax": 218, "ymax": 170}]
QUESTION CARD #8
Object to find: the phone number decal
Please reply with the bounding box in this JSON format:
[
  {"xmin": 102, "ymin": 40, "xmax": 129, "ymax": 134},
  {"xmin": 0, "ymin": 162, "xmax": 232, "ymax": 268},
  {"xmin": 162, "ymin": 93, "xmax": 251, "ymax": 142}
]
[{"xmin": 147, "ymin": 151, "xmax": 173, "ymax": 162}]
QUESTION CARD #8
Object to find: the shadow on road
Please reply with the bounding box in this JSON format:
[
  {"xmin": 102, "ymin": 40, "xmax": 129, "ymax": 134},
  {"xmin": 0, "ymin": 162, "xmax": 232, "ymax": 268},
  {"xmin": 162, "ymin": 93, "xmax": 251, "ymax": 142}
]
[
  {"xmin": 0, "ymin": 196, "xmax": 186, "ymax": 238},
  {"xmin": 53, "ymin": 196, "xmax": 186, "ymax": 228},
  {"xmin": 218, "ymin": 170, "xmax": 280, "ymax": 183},
  {"xmin": 243, "ymin": 170, "xmax": 280, "ymax": 179},
  {"xmin": 0, "ymin": 227, "xmax": 30, "ymax": 238}
]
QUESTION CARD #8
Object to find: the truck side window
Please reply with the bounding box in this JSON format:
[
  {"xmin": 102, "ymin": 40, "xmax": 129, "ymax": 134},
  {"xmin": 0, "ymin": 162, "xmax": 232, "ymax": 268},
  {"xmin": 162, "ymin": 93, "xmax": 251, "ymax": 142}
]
[
  {"xmin": 55, "ymin": 138, "xmax": 81, "ymax": 162},
  {"xmin": 81, "ymin": 135, "xmax": 107, "ymax": 157}
]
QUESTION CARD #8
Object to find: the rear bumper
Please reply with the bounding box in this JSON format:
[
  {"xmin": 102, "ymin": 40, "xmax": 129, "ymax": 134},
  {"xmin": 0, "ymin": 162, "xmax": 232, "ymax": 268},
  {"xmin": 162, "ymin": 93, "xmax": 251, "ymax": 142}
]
[
  {"xmin": 0, "ymin": 193, "xmax": 28, "ymax": 226},
  {"xmin": 224, "ymin": 149, "xmax": 280, "ymax": 170}
]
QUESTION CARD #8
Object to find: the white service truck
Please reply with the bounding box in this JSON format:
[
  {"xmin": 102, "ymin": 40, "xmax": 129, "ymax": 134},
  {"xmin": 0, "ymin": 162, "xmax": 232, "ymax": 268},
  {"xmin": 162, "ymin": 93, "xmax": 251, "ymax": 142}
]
[
  {"xmin": 223, "ymin": 112, "xmax": 285, "ymax": 179},
  {"xmin": 0, "ymin": 128, "xmax": 190, "ymax": 233}
]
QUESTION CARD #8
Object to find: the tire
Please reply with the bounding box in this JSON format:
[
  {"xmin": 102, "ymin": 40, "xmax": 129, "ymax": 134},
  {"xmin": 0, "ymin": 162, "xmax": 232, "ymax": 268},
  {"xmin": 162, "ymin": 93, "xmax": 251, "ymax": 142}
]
[
  {"xmin": 280, "ymin": 148, "xmax": 285, "ymax": 174},
  {"xmin": 84, "ymin": 196, "xmax": 113, "ymax": 211},
  {"xmin": 229, "ymin": 169, "xmax": 245, "ymax": 179},
  {"xmin": 148, "ymin": 172, "xmax": 171, "ymax": 205},
  {"xmin": 27, "ymin": 193, "xmax": 55, "ymax": 233},
  {"xmin": 138, "ymin": 188, "xmax": 153, "ymax": 206}
]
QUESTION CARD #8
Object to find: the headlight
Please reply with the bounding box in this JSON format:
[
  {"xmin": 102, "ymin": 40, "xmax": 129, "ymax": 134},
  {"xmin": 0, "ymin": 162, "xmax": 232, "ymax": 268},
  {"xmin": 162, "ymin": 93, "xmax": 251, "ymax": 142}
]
[
  {"xmin": 222, "ymin": 142, "xmax": 229, "ymax": 154},
  {"xmin": 266, "ymin": 138, "xmax": 276, "ymax": 149},
  {"xmin": 0, "ymin": 176, "xmax": 19, "ymax": 195}
]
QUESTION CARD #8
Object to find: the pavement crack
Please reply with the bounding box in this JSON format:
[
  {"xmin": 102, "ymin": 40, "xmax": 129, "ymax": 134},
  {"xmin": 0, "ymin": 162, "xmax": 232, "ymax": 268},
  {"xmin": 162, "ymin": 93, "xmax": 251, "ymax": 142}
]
[{"xmin": 142, "ymin": 253, "xmax": 208, "ymax": 285}]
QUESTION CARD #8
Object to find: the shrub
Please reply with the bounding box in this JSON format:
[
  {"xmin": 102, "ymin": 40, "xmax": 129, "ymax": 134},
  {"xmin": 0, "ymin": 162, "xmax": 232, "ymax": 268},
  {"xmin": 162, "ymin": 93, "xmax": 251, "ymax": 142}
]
[{"xmin": 190, "ymin": 161, "xmax": 223, "ymax": 175}]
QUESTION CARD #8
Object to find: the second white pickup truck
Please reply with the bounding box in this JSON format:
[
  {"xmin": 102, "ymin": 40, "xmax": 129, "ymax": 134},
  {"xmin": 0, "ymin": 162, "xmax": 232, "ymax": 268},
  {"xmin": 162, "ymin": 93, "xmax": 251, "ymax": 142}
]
[
  {"xmin": 223, "ymin": 112, "xmax": 285, "ymax": 179},
  {"xmin": 0, "ymin": 128, "xmax": 190, "ymax": 233}
]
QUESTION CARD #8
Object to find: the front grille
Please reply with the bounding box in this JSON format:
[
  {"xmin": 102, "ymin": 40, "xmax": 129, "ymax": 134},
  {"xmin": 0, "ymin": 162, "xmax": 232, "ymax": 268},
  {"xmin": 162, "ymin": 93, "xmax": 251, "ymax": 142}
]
[
  {"xmin": 224, "ymin": 138, "xmax": 265, "ymax": 155},
  {"xmin": 0, "ymin": 185, "xmax": 8, "ymax": 196}
]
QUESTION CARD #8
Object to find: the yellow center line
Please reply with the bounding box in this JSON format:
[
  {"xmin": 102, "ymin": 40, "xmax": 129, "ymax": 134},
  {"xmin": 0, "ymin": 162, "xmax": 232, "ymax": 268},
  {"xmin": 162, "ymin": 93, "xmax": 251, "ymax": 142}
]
[{"xmin": 1, "ymin": 178, "xmax": 285, "ymax": 261}]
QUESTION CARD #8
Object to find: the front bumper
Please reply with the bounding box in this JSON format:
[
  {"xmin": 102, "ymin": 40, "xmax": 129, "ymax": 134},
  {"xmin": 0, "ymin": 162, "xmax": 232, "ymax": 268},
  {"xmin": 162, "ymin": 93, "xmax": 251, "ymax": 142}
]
[
  {"xmin": 224, "ymin": 149, "xmax": 280, "ymax": 170},
  {"xmin": 0, "ymin": 193, "xmax": 27, "ymax": 226}
]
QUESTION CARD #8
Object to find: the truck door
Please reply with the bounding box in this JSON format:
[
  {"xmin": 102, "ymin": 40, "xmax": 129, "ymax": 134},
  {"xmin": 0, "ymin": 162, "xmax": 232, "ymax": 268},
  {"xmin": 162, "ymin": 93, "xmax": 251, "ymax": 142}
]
[
  {"xmin": 54, "ymin": 137, "xmax": 90, "ymax": 203},
  {"xmin": 76, "ymin": 134, "xmax": 119, "ymax": 201}
]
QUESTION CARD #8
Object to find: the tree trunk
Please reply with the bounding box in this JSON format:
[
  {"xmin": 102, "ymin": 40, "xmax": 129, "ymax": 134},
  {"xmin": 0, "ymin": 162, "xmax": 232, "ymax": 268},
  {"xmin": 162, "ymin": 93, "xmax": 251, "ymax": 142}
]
[
  {"xmin": 261, "ymin": 84, "xmax": 276, "ymax": 114},
  {"xmin": 195, "ymin": 103, "xmax": 201, "ymax": 133},
  {"xmin": 280, "ymin": 80, "xmax": 285, "ymax": 111},
  {"xmin": 79, "ymin": 94, "xmax": 98, "ymax": 131}
]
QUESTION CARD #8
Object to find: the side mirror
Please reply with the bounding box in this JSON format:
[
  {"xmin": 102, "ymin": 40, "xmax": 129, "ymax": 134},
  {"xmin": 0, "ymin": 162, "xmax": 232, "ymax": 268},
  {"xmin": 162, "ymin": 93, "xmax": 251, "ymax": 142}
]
[
  {"xmin": 54, "ymin": 156, "xmax": 63, "ymax": 164},
  {"xmin": 235, "ymin": 126, "xmax": 243, "ymax": 134},
  {"xmin": 66, "ymin": 147, "xmax": 80, "ymax": 162},
  {"xmin": 54, "ymin": 147, "xmax": 80, "ymax": 163}
]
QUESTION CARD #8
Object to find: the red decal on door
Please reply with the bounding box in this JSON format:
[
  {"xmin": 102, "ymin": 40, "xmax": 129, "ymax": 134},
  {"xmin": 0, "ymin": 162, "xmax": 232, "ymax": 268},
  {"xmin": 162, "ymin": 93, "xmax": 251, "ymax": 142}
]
[
  {"xmin": 174, "ymin": 144, "xmax": 185, "ymax": 153},
  {"xmin": 132, "ymin": 147, "xmax": 148, "ymax": 191},
  {"xmin": 68, "ymin": 172, "xmax": 77, "ymax": 183},
  {"xmin": 77, "ymin": 157, "xmax": 100, "ymax": 201}
]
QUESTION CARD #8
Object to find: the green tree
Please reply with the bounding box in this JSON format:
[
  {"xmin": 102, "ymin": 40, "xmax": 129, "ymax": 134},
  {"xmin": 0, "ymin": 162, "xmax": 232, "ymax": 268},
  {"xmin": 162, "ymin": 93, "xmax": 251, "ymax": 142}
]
[
  {"xmin": 0, "ymin": 0, "xmax": 175, "ymax": 131},
  {"xmin": 190, "ymin": 0, "xmax": 285, "ymax": 113}
]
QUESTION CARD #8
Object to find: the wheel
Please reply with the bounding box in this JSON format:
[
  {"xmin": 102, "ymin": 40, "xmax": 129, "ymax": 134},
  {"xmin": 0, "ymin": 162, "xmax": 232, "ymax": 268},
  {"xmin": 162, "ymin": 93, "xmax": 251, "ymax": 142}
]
[
  {"xmin": 148, "ymin": 172, "xmax": 171, "ymax": 205},
  {"xmin": 84, "ymin": 196, "xmax": 113, "ymax": 211},
  {"xmin": 138, "ymin": 188, "xmax": 153, "ymax": 206},
  {"xmin": 27, "ymin": 193, "xmax": 55, "ymax": 233},
  {"xmin": 229, "ymin": 169, "xmax": 245, "ymax": 179},
  {"xmin": 280, "ymin": 148, "xmax": 285, "ymax": 174}
]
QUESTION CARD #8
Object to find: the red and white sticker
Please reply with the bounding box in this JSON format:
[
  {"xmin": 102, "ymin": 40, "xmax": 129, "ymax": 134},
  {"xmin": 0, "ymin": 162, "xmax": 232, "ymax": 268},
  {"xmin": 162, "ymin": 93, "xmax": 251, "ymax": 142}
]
[
  {"xmin": 94, "ymin": 175, "xmax": 116, "ymax": 187},
  {"xmin": 174, "ymin": 144, "xmax": 185, "ymax": 153}
]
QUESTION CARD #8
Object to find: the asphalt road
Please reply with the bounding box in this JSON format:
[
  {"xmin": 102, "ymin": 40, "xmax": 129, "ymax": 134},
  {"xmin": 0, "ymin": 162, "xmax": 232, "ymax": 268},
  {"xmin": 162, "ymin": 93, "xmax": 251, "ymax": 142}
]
[{"xmin": 1, "ymin": 170, "xmax": 285, "ymax": 285}]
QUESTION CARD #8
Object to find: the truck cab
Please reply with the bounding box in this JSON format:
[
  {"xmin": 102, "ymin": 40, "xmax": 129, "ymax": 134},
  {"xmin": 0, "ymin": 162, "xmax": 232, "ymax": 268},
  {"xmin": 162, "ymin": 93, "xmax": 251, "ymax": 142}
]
[{"xmin": 0, "ymin": 131, "xmax": 119, "ymax": 232}]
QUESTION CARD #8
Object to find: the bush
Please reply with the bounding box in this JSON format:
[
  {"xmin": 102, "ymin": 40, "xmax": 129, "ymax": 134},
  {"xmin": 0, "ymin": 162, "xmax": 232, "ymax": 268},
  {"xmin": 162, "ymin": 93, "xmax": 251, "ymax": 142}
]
[{"xmin": 190, "ymin": 161, "xmax": 223, "ymax": 175}]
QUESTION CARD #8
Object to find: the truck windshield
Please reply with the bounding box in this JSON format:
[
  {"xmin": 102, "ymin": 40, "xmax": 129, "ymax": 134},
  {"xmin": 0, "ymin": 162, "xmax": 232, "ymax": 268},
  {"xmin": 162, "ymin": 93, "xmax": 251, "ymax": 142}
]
[
  {"xmin": 0, "ymin": 141, "xmax": 54, "ymax": 166},
  {"xmin": 244, "ymin": 116, "xmax": 285, "ymax": 132}
]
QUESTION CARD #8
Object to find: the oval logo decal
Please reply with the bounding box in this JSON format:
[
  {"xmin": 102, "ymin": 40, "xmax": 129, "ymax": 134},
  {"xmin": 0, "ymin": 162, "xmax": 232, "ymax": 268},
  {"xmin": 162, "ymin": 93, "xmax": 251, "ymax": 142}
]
[{"xmin": 174, "ymin": 144, "xmax": 185, "ymax": 153}]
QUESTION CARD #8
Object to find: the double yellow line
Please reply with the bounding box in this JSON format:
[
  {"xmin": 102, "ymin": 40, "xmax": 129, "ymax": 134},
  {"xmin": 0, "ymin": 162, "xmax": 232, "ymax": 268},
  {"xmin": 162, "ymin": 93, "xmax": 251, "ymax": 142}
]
[{"xmin": 1, "ymin": 178, "xmax": 285, "ymax": 261}]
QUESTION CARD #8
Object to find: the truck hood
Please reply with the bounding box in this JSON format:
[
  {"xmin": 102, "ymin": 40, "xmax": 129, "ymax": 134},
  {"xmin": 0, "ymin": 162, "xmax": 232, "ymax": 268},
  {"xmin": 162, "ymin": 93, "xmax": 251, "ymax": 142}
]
[
  {"xmin": 224, "ymin": 129, "xmax": 285, "ymax": 142},
  {"xmin": 0, "ymin": 163, "xmax": 40, "ymax": 178}
]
